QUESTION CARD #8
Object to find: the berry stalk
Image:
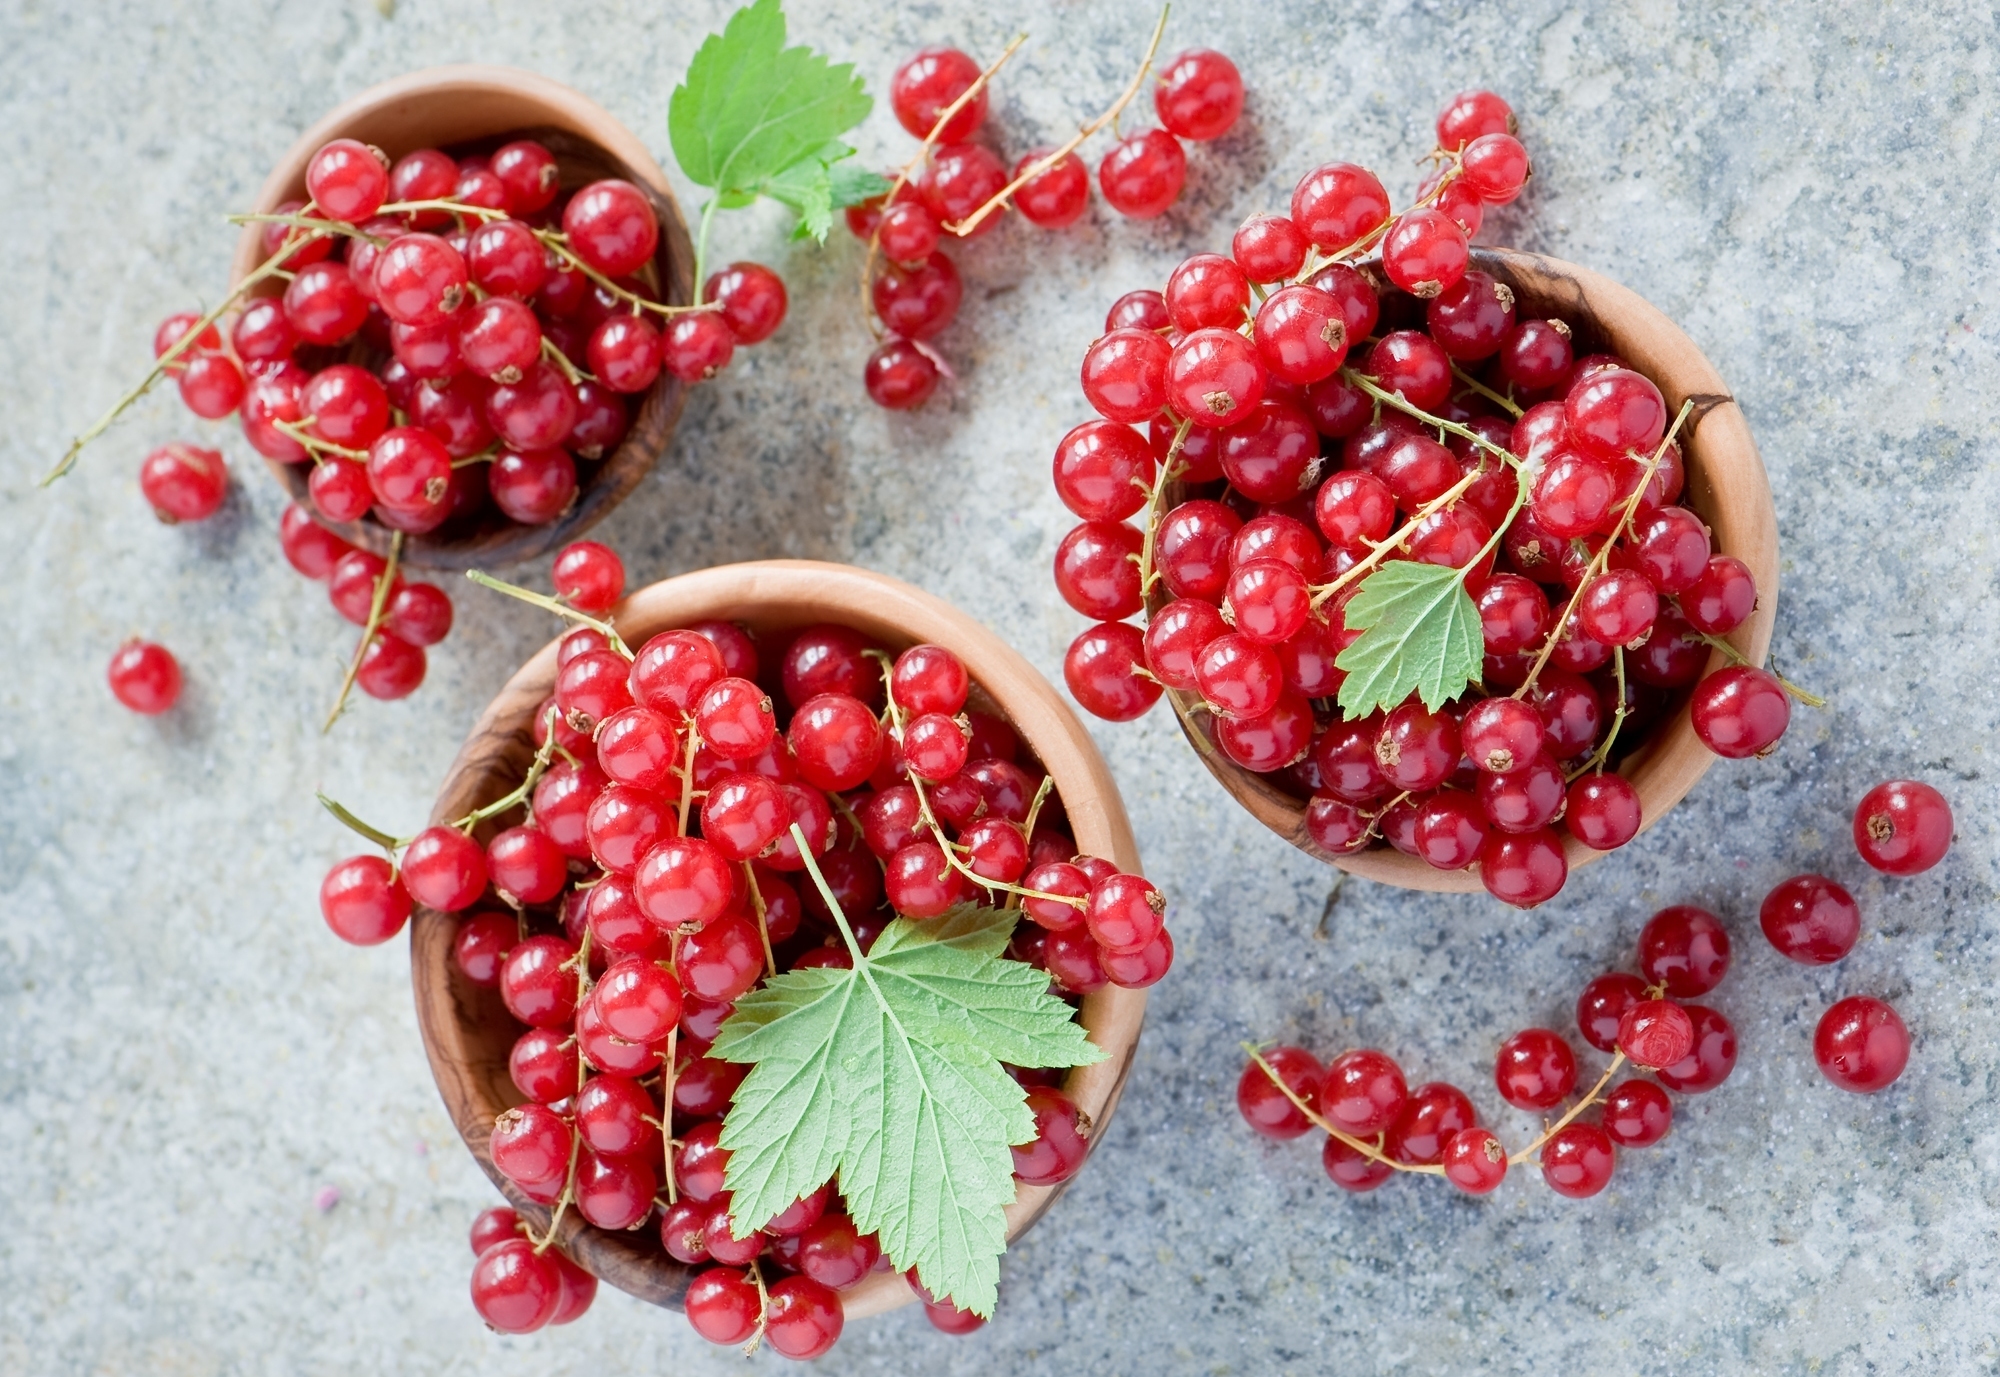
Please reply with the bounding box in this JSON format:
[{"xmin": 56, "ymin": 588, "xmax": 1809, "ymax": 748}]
[
  {"xmin": 945, "ymin": 7, "xmax": 1171, "ymax": 238},
  {"xmin": 325, "ymin": 530, "xmax": 405, "ymax": 731},
  {"xmin": 1241, "ymin": 1044, "xmax": 1444, "ymax": 1176},
  {"xmin": 466, "ymin": 569, "xmax": 633, "ymax": 658}
]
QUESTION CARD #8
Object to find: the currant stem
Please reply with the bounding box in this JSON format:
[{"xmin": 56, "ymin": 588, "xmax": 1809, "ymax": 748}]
[
  {"xmin": 1135, "ymin": 418, "xmax": 1191, "ymax": 598},
  {"xmin": 1695, "ymin": 634, "xmax": 1828, "ymax": 708},
  {"xmin": 465, "ymin": 570, "xmax": 633, "ymax": 659},
  {"xmin": 741, "ymin": 1259, "xmax": 771, "ymax": 1356},
  {"xmin": 675, "ymin": 714, "xmax": 701, "ymax": 838},
  {"xmin": 1242, "ymin": 1044, "xmax": 1445, "ymax": 1176},
  {"xmin": 867, "ymin": 652, "xmax": 1087, "ymax": 912},
  {"xmin": 793, "ymin": 823, "xmax": 869, "ymax": 965},
  {"xmin": 1568, "ymin": 647, "xmax": 1630, "ymax": 780},
  {"xmin": 226, "ymin": 210, "xmax": 386, "ymax": 246},
  {"xmin": 324, "ymin": 530, "xmax": 405, "ymax": 732},
  {"xmin": 661, "ymin": 1025, "xmax": 680, "ymax": 1206},
  {"xmin": 1449, "ymin": 361, "xmax": 1523, "ymax": 418},
  {"xmin": 529, "ymin": 226, "xmax": 715, "ymax": 320},
  {"xmin": 41, "ymin": 245, "xmax": 306, "ymax": 485},
  {"xmin": 1341, "ymin": 368, "xmax": 1524, "ymax": 469},
  {"xmin": 1507, "ymin": 1052, "xmax": 1625, "ymax": 1167},
  {"xmin": 316, "ymin": 792, "xmax": 406, "ymax": 852},
  {"xmin": 275, "ymin": 416, "xmax": 368, "ymax": 462},
  {"xmin": 742, "ymin": 860, "xmax": 777, "ymax": 979},
  {"xmin": 378, "ymin": 196, "xmax": 509, "ymax": 224},
  {"xmin": 539, "ymin": 335, "xmax": 592, "ymax": 386},
  {"xmin": 692, "ymin": 197, "xmax": 722, "ymax": 308},
  {"xmin": 1511, "ymin": 400, "xmax": 1694, "ymax": 702},
  {"xmin": 945, "ymin": 7, "xmax": 1171, "ymax": 237},
  {"xmin": 860, "ymin": 33, "xmax": 1028, "ymax": 335},
  {"xmin": 457, "ymin": 704, "xmax": 567, "ymax": 830}
]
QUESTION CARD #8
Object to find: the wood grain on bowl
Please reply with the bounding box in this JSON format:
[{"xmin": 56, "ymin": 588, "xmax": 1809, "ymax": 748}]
[
  {"xmin": 413, "ymin": 561, "xmax": 1148, "ymax": 1318},
  {"xmin": 229, "ymin": 66, "xmax": 693, "ymax": 571},
  {"xmin": 1153, "ymin": 248, "xmax": 1779, "ymax": 892}
]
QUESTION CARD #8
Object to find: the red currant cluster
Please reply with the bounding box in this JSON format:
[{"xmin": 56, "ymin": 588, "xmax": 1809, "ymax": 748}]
[
  {"xmin": 317, "ymin": 552, "xmax": 1164, "ymax": 1348},
  {"xmin": 90, "ymin": 133, "xmax": 786, "ymax": 722},
  {"xmin": 1238, "ymin": 901, "xmax": 1745, "ymax": 1199},
  {"xmin": 850, "ymin": 29, "xmax": 1244, "ymax": 410},
  {"xmin": 1052, "ymin": 88, "xmax": 1815, "ymax": 905}
]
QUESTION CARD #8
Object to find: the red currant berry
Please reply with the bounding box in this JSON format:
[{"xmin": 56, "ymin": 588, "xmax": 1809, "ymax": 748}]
[
  {"xmin": 1494, "ymin": 1028, "xmax": 1577, "ymax": 1110},
  {"xmin": 1460, "ymin": 695, "xmax": 1544, "ymax": 775},
  {"xmin": 1540, "ymin": 1122, "xmax": 1614, "ymax": 1199},
  {"xmin": 664, "ymin": 311, "xmax": 736, "ymax": 382},
  {"xmin": 1253, "ymin": 285, "xmax": 1349, "ymax": 386},
  {"xmin": 176, "ymin": 352, "xmax": 246, "ymax": 419},
  {"xmin": 891, "ymin": 47, "xmax": 987, "ymax": 141},
  {"xmin": 1442, "ymin": 1126, "xmax": 1509, "ymax": 1193},
  {"xmin": 1237, "ymin": 1047, "xmax": 1323, "ymax": 1139},
  {"xmin": 1414, "ymin": 791, "xmax": 1489, "ymax": 870},
  {"xmin": 872, "ymin": 251, "xmax": 962, "ymax": 339},
  {"xmin": 863, "ymin": 338, "xmax": 940, "ymax": 409},
  {"xmin": 1169, "ymin": 327, "xmax": 1266, "ymax": 427},
  {"xmin": 1759, "ymin": 874, "xmax": 1862, "ymax": 964},
  {"xmin": 1437, "ymin": 90, "xmax": 1516, "ymax": 150},
  {"xmin": 1012, "ymin": 1086, "xmax": 1090, "ymax": 1186},
  {"xmin": 283, "ymin": 261, "xmax": 370, "ymax": 345},
  {"xmin": 1081, "ymin": 327, "xmax": 1172, "ymax": 423},
  {"xmin": 1380, "ymin": 208, "xmax": 1469, "ymax": 298},
  {"xmin": 1460, "ymin": 133, "xmax": 1532, "ymax": 203},
  {"xmin": 1012, "ymin": 149, "xmax": 1091, "ymax": 228},
  {"xmin": 1290, "ymin": 163, "xmax": 1391, "ymax": 250},
  {"xmin": 1600, "ymin": 1078, "xmax": 1673, "ymax": 1148},
  {"xmin": 1361, "ymin": 330, "xmax": 1451, "ymax": 413},
  {"xmin": 486, "ymin": 359, "xmax": 578, "ymax": 450},
  {"xmin": 1232, "ymin": 213, "xmax": 1308, "ymax": 282},
  {"xmin": 1321, "ymin": 1134, "xmax": 1394, "ymax": 1192},
  {"xmin": 920, "ymin": 143, "xmax": 1008, "ymax": 235},
  {"xmin": 1426, "ymin": 270, "xmax": 1517, "ymax": 360},
  {"xmin": 1053, "ymin": 520, "xmax": 1144, "ymax": 620},
  {"xmin": 1814, "ymin": 996, "xmax": 1910, "ymax": 1093},
  {"xmin": 788, "ymin": 693, "xmax": 885, "ymax": 792},
  {"xmin": 703, "ymin": 262, "xmax": 787, "ymax": 343},
  {"xmin": 107, "ymin": 639, "xmax": 182, "ymax": 714},
  {"xmin": 306, "ymin": 138, "xmax": 389, "ymax": 223},
  {"xmin": 798, "ymin": 1214, "xmax": 882, "ymax": 1289},
  {"xmin": 589, "ymin": 784, "xmax": 673, "ymax": 877},
  {"xmin": 1853, "ymin": 778, "xmax": 1952, "ymax": 875},
  {"xmin": 319, "ymin": 854, "xmax": 412, "ymax": 945},
  {"xmin": 1383, "ymin": 1082, "xmax": 1476, "ymax": 1166},
  {"xmin": 1567, "ymin": 773, "xmax": 1641, "ymax": 850},
  {"xmin": 1098, "ymin": 129, "xmax": 1186, "ymax": 218},
  {"xmin": 469, "ymin": 1237, "xmax": 561, "ymax": 1334},
  {"xmin": 1691, "ymin": 666, "xmax": 1790, "ymax": 759},
  {"xmin": 1575, "ymin": 972, "xmax": 1646, "ymax": 1053},
  {"xmin": 562, "ymin": 180, "xmax": 658, "ymax": 277},
  {"xmin": 1167, "ymin": 253, "xmax": 1252, "ymax": 332},
  {"xmin": 1565, "ymin": 367, "xmax": 1666, "ymax": 461},
  {"xmin": 763, "ymin": 1275, "xmax": 844, "ymax": 1359},
  {"xmin": 551, "ymin": 540, "xmax": 625, "ymax": 615},
  {"xmin": 1154, "ymin": 48, "xmax": 1243, "ymax": 140},
  {"xmin": 583, "ymin": 313, "xmax": 661, "ymax": 393},
  {"xmin": 1318, "ymin": 1049, "xmax": 1408, "ymax": 1135},
  {"xmin": 1681, "ymin": 554, "xmax": 1758, "ymax": 634},
  {"xmin": 685, "ymin": 1266, "xmax": 761, "ymax": 1345},
  {"xmin": 1655, "ymin": 1004, "xmax": 1737, "ymax": 1093},
  {"xmin": 1638, "ymin": 905, "xmax": 1730, "ymax": 996},
  {"xmin": 630, "ymin": 628, "xmax": 725, "ymax": 714},
  {"xmin": 401, "ymin": 825, "xmax": 487, "ymax": 911},
  {"xmin": 1063, "ymin": 621, "xmax": 1160, "ymax": 722},
  {"xmin": 1617, "ymin": 998, "xmax": 1696, "ymax": 1069}
]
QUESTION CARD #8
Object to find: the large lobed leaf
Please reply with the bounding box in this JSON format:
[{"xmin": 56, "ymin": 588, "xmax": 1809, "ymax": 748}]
[
  {"xmin": 1334, "ymin": 560, "xmax": 1484, "ymax": 717},
  {"xmin": 711, "ymin": 904, "xmax": 1104, "ymax": 1317},
  {"xmin": 668, "ymin": 0, "xmax": 873, "ymax": 198}
]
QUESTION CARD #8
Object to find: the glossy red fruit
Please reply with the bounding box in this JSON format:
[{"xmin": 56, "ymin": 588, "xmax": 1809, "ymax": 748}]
[
  {"xmin": 401, "ymin": 826, "xmax": 487, "ymax": 911},
  {"xmin": 1437, "ymin": 90, "xmax": 1516, "ymax": 150},
  {"xmin": 306, "ymin": 138, "xmax": 389, "ymax": 223},
  {"xmin": 1540, "ymin": 1123, "xmax": 1614, "ymax": 1199},
  {"xmin": 763, "ymin": 1275, "xmax": 844, "ymax": 1359},
  {"xmin": 1759, "ymin": 874, "xmax": 1861, "ymax": 964},
  {"xmin": 1852, "ymin": 779, "xmax": 1952, "ymax": 876},
  {"xmin": 634, "ymin": 835, "xmax": 733, "ymax": 928},
  {"xmin": 1081, "ymin": 327, "xmax": 1172, "ymax": 423},
  {"xmin": 1064, "ymin": 621, "xmax": 1160, "ymax": 722},
  {"xmin": 469, "ymin": 1238, "xmax": 562, "ymax": 1334},
  {"xmin": 1167, "ymin": 253, "xmax": 1252, "ymax": 333},
  {"xmin": 1494, "ymin": 1028, "xmax": 1577, "ymax": 1110},
  {"xmin": 1253, "ymin": 285, "xmax": 1349, "ymax": 386},
  {"xmin": 1565, "ymin": 367, "xmax": 1666, "ymax": 461},
  {"xmin": 1012, "ymin": 1087, "xmax": 1091, "ymax": 1185},
  {"xmin": 685, "ymin": 1266, "xmax": 762, "ymax": 1345},
  {"xmin": 892, "ymin": 47, "xmax": 987, "ymax": 141},
  {"xmin": 1575, "ymin": 972, "xmax": 1646, "ymax": 1053},
  {"xmin": 1691, "ymin": 666, "xmax": 1791, "ymax": 759},
  {"xmin": 1414, "ymin": 792, "xmax": 1489, "ymax": 870},
  {"xmin": 1814, "ymin": 996, "xmax": 1910, "ymax": 1093},
  {"xmin": 1361, "ymin": 330, "xmax": 1451, "ymax": 413},
  {"xmin": 1638, "ymin": 905, "xmax": 1730, "ymax": 996},
  {"xmin": 1478, "ymin": 827, "xmax": 1568, "ymax": 906},
  {"xmin": 1380, "ymin": 208, "xmax": 1469, "ymax": 297},
  {"xmin": 1602, "ymin": 1079, "xmax": 1673, "ymax": 1148},
  {"xmin": 1155, "ymin": 49, "xmax": 1243, "ymax": 140},
  {"xmin": 319, "ymin": 854, "xmax": 412, "ymax": 945},
  {"xmin": 788, "ymin": 693, "xmax": 884, "ymax": 792},
  {"xmin": 1617, "ymin": 998, "xmax": 1696, "ymax": 1069},
  {"xmin": 1383, "ymin": 1083, "xmax": 1476, "ymax": 1167},
  {"xmin": 1681, "ymin": 555, "xmax": 1758, "ymax": 634},
  {"xmin": 563, "ymin": 180, "xmax": 658, "ymax": 277},
  {"xmin": 107, "ymin": 639, "xmax": 183, "ymax": 714},
  {"xmin": 1236, "ymin": 1047, "xmax": 1323, "ymax": 1139},
  {"xmin": 1442, "ymin": 1126, "xmax": 1509, "ymax": 1194},
  {"xmin": 1567, "ymin": 773, "xmax": 1641, "ymax": 850},
  {"xmin": 864, "ymin": 338, "xmax": 940, "ymax": 409},
  {"xmin": 1290, "ymin": 163, "xmax": 1390, "ymax": 250},
  {"xmin": 1318, "ymin": 1049, "xmax": 1409, "ymax": 1136},
  {"xmin": 1461, "ymin": 132, "xmax": 1532, "ymax": 203},
  {"xmin": 1654, "ymin": 1004, "xmax": 1737, "ymax": 1093},
  {"xmin": 1321, "ymin": 1134, "xmax": 1394, "ymax": 1193},
  {"xmin": 1461, "ymin": 696, "xmax": 1544, "ymax": 775},
  {"xmin": 1098, "ymin": 129, "xmax": 1186, "ymax": 218},
  {"xmin": 1232, "ymin": 213, "xmax": 1308, "ymax": 282},
  {"xmin": 1169, "ymin": 327, "xmax": 1266, "ymax": 427},
  {"xmin": 920, "ymin": 143, "xmax": 1008, "ymax": 234},
  {"xmin": 704, "ymin": 262, "xmax": 788, "ymax": 343},
  {"xmin": 872, "ymin": 251, "xmax": 962, "ymax": 339}
]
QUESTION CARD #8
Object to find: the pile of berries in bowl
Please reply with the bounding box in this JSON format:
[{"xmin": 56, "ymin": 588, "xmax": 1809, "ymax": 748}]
[
  {"xmin": 318, "ymin": 559, "xmax": 1157, "ymax": 1350},
  {"xmin": 1053, "ymin": 89, "xmax": 1791, "ymax": 904}
]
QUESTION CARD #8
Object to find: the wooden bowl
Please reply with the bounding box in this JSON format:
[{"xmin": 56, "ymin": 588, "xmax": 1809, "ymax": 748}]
[
  {"xmin": 1156, "ymin": 248, "xmax": 1779, "ymax": 892},
  {"xmin": 228, "ymin": 65, "xmax": 693, "ymax": 571},
  {"xmin": 412, "ymin": 560, "xmax": 1149, "ymax": 1318}
]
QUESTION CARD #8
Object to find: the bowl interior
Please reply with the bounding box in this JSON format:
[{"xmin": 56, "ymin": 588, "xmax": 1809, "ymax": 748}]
[
  {"xmin": 413, "ymin": 561, "xmax": 1148, "ymax": 1318},
  {"xmin": 230, "ymin": 67, "xmax": 693, "ymax": 570},
  {"xmin": 1156, "ymin": 248, "xmax": 1780, "ymax": 892}
]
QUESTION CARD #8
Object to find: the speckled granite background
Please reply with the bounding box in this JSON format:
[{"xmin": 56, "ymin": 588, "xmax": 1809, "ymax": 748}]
[{"xmin": 3, "ymin": 1, "xmax": 1996, "ymax": 1372}]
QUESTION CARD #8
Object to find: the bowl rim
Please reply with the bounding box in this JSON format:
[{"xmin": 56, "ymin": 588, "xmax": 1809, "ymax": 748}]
[
  {"xmin": 228, "ymin": 64, "xmax": 693, "ymax": 570},
  {"xmin": 412, "ymin": 559, "xmax": 1149, "ymax": 1319},
  {"xmin": 1152, "ymin": 247, "xmax": 1780, "ymax": 893}
]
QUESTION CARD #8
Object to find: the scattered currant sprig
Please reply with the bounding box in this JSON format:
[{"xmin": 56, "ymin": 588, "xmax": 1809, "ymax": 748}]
[{"xmin": 853, "ymin": 11, "xmax": 1244, "ymax": 409}]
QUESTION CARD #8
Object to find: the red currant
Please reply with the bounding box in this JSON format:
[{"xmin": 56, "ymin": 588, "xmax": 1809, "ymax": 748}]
[{"xmin": 1852, "ymin": 779, "xmax": 1952, "ymax": 876}]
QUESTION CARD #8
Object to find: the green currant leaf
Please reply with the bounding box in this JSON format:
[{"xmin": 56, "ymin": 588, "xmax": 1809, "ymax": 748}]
[
  {"xmin": 668, "ymin": 0, "xmax": 873, "ymax": 199},
  {"xmin": 710, "ymin": 902, "xmax": 1103, "ymax": 1318},
  {"xmin": 762, "ymin": 142, "xmax": 888, "ymax": 242},
  {"xmin": 1333, "ymin": 559, "xmax": 1484, "ymax": 717}
]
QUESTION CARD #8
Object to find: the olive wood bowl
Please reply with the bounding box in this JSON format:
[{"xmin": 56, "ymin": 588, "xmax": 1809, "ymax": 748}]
[
  {"xmin": 413, "ymin": 560, "xmax": 1149, "ymax": 1318},
  {"xmin": 229, "ymin": 65, "xmax": 693, "ymax": 571},
  {"xmin": 1156, "ymin": 248, "xmax": 1779, "ymax": 892}
]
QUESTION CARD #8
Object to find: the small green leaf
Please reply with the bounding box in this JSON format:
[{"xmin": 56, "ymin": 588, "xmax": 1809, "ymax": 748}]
[
  {"xmin": 1334, "ymin": 560, "xmax": 1484, "ymax": 717},
  {"xmin": 710, "ymin": 902, "xmax": 1104, "ymax": 1318},
  {"xmin": 668, "ymin": 0, "xmax": 872, "ymax": 198},
  {"xmin": 762, "ymin": 142, "xmax": 887, "ymax": 243},
  {"xmin": 827, "ymin": 158, "xmax": 890, "ymax": 210}
]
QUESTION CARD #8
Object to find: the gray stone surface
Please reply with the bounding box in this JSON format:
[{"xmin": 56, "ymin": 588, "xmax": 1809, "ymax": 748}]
[{"xmin": 3, "ymin": 0, "xmax": 1996, "ymax": 1372}]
